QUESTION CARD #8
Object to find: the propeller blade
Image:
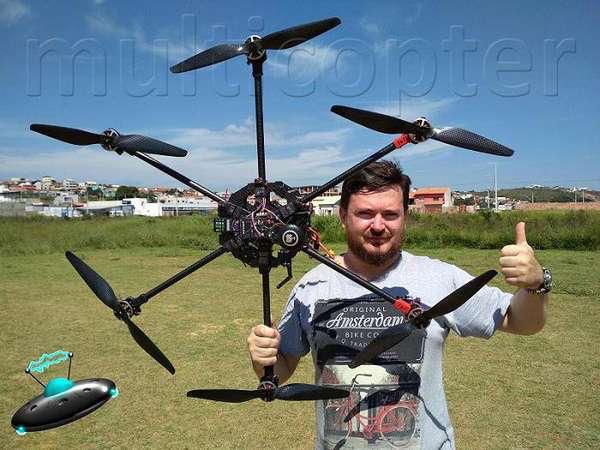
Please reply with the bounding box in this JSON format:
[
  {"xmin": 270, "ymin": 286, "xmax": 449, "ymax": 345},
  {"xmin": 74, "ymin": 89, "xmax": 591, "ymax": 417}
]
[
  {"xmin": 274, "ymin": 383, "xmax": 349, "ymax": 401},
  {"xmin": 348, "ymin": 322, "xmax": 415, "ymax": 369},
  {"xmin": 123, "ymin": 317, "xmax": 175, "ymax": 374},
  {"xmin": 332, "ymin": 439, "xmax": 347, "ymax": 450},
  {"xmin": 65, "ymin": 251, "xmax": 175, "ymax": 374},
  {"xmin": 30, "ymin": 124, "xmax": 104, "ymax": 146},
  {"xmin": 114, "ymin": 134, "xmax": 188, "ymax": 157},
  {"xmin": 65, "ymin": 251, "xmax": 119, "ymax": 311},
  {"xmin": 187, "ymin": 388, "xmax": 263, "ymax": 403},
  {"xmin": 260, "ymin": 17, "xmax": 341, "ymax": 50},
  {"xmin": 419, "ymin": 270, "xmax": 498, "ymax": 322},
  {"xmin": 170, "ymin": 44, "xmax": 247, "ymax": 73},
  {"xmin": 431, "ymin": 128, "xmax": 514, "ymax": 157},
  {"xmin": 330, "ymin": 105, "xmax": 424, "ymax": 135}
]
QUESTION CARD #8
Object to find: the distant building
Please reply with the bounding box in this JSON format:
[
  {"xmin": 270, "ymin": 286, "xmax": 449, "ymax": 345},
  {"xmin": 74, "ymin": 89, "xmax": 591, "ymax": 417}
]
[
  {"xmin": 17, "ymin": 183, "xmax": 35, "ymax": 192},
  {"xmin": 53, "ymin": 193, "xmax": 80, "ymax": 205},
  {"xmin": 26, "ymin": 204, "xmax": 83, "ymax": 218},
  {"xmin": 158, "ymin": 196, "xmax": 218, "ymax": 216},
  {"xmin": 101, "ymin": 186, "xmax": 118, "ymax": 197},
  {"xmin": 310, "ymin": 195, "xmax": 341, "ymax": 216},
  {"xmin": 122, "ymin": 198, "xmax": 163, "ymax": 216},
  {"xmin": 9, "ymin": 177, "xmax": 29, "ymax": 185},
  {"xmin": 293, "ymin": 184, "xmax": 342, "ymax": 216},
  {"xmin": 63, "ymin": 178, "xmax": 78, "ymax": 190},
  {"xmin": 76, "ymin": 200, "xmax": 134, "ymax": 217},
  {"xmin": 410, "ymin": 187, "xmax": 453, "ymax": 213},
  {"xmin": 294, "ymin": 185, "xmax": 341, "ymax": 198},
  {"xmin": 41, "ymin": 176, "xmax": 56, "ymax": 190},
  {"xmin": 0, "ymin": 191, "xmax": 21, "ymax": 202}
]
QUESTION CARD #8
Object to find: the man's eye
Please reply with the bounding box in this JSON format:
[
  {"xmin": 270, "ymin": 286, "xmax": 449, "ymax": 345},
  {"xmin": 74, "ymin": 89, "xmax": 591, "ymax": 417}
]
[
  {"xmin": 383, "ymin": 213, "xmax": 399, "ymax": 220},
  {"xmin": 357, "ymin": 212, "xmax": 373, "ymax": 219}
]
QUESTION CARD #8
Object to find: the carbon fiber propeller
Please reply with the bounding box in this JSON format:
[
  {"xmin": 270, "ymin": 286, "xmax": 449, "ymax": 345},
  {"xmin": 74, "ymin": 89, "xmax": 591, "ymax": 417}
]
[
  {"xmin": 170, "ymin": 17, "xmax": 341, "ymax": 73},
  {"xmin": 187, "ymin": 383, "xmax": 348, "ymax": 403},
  {"xmin": 331, "ymin": 105, "xmax": 514, "ymax": 157},
  {"xmin": 30, "ymin": 124, "xmax": 187, "ymax": 157},
  {"xmin": 65, "ymin": 251, "xmax": 175, "ymax": 374},
  {"xmin": 349, "ymin": 270, "xmax": 498, "ymax": 368}
]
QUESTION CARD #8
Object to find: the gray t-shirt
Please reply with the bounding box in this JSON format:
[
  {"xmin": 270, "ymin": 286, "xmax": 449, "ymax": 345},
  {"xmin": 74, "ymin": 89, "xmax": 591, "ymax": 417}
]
[{"xmin": 278, "ymin": 251, "xmax": 511, "ymax": 449}]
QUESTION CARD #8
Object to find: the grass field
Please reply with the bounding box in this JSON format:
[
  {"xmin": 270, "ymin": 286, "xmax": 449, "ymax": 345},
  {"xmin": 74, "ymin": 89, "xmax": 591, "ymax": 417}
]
[
  {"xmin": 1, "ymin": 243, "xmax": 598, "ymax": 449},
  {"xmin": 2, "ymin": 209, "xmax": 600, "ymax": 257}
]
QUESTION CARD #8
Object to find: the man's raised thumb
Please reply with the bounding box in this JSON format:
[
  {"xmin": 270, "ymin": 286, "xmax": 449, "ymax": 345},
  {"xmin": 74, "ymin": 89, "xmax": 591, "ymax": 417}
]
[{"xmin": 515, "ymin": 221, "xmax": 527, "ymax": 245}]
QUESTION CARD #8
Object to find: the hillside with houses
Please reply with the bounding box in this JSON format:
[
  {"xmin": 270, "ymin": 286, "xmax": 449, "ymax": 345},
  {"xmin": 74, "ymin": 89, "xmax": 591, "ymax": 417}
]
[{"xmin": 1, "ymin": 176, "xmax": 598, "ymax": 218}]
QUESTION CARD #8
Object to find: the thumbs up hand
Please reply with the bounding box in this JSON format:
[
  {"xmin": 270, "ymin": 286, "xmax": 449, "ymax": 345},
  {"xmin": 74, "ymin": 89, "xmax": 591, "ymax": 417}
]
[{"xmin": 500, "ymin": 222, "xmax": 544, "ymax": 289}]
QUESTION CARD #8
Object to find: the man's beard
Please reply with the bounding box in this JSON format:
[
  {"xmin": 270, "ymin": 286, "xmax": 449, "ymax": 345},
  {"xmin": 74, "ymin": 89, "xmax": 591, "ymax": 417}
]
[{"xmin": 346, "ymin": 230, "xmax": 404, "ymax": 266}]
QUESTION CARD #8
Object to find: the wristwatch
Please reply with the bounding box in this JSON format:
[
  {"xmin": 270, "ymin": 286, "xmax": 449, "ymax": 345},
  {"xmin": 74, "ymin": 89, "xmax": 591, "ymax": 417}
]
[{"xmin": 528, "ymin": 267, "xmax": 552, "ymax": 295}]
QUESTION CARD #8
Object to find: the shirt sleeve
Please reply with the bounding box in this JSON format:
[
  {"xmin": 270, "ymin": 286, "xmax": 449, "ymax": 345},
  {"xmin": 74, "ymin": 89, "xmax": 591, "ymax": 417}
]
[
  {"xmin": 445, "ymin": 265, "xmax": 512, "ymax": 339},
  {"xmin": 278, "ymin": 288, "xmax": 311, "ymax": 357}
]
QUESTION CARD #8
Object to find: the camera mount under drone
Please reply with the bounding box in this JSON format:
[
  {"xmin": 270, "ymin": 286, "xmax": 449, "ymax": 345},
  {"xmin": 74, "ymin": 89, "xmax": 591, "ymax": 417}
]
[{"xmin": 30, "ymin": 17, "xmax": 513, "ymax": 404}]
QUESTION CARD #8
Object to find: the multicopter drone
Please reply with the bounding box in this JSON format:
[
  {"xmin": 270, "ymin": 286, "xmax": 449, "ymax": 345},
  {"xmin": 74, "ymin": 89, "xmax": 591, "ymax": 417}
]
[{"xmin": 30, "ymin": 17, "xmax": 513, "ymax": 404}]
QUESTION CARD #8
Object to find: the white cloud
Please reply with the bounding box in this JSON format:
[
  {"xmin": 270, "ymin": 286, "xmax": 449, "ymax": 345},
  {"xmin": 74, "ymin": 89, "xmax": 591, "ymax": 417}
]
[
  {"xmin": 266, "ymin": 43, "xmax": 340, "ymax": 80},
  {"xmin": 85, "ymin": 12, "xmax": 197, "ymax": 60},
  {"xmin": 172, "ymin": 144, "xmax": 356, "ymax": 188},
  {"xmin": 393, "ymin": 139, "xmax": 452, "ymax": 161},
  {"xmin": 2, "ymin": 119, "xmax": 356, "ymax": 190},
  {"xmin": 0, "ymin": 144, "xmax": 357, "ymax": 190},
  {"xmin": 0, "ymin": 0, "xmax": 30, "ymax": 25},
  {"xmin": 0, "ymin": 147, "xmax": 149, "ymax": 185},
  {"xmin": 361, "ymin": 97, "xmax": 458, "ymax": 121},
  {"xmin": 358, "ymin": 18, "xmax": 380, "ymax": 37},
  {"xmin": 165, "ymin": 120, "xmax": 351, "ymax": 151},
  {"xmin": 167, "ymin": 123, "xmax": 255, "ymax": 150}
]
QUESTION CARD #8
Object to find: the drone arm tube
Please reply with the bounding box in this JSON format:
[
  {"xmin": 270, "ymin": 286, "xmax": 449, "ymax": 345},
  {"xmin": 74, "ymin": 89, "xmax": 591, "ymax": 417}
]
[
  {"xmin": 260, "ymin": 271, "xmax": 276, "ymax": 382},
  {"xmin": 132, "ymin": 151, "xmax": 226, "ymax": 205},
  {"xmin": 300, "ymin": 136, "xmax": 411, "ymax": 203},
  {"xmin": 135, "ymin": 246, "xmax": 228, "ymax": 306},
  {"xmin": 302, "ymin": 246, "xmax": 411, "ymax": 314},
  {"xmin": 252, "ymin": 60, "xmax": 267, "ymax": 180}
]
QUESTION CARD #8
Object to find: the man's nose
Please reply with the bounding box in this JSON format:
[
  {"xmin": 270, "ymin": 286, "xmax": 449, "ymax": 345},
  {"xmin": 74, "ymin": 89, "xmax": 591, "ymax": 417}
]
[{"xmin": 370, "ymin": 214, "xmax": 385, "ymax": 233}]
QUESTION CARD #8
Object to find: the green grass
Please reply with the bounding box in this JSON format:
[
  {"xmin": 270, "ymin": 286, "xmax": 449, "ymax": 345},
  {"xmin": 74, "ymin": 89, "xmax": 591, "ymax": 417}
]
[
  {"xmin": 0, "ymin": 215, "xmax": 219, "ymax": 256},
  {"xmin": 1, "ymin": 246, "xmax": 598, "ymax": 449},
  {"xmin": 313, "ymin": 209, "xmax": 600, "ymax": 250},
  {"xmin": 2, "ymin": 209, "xmax": 600, "ymax": 257}
]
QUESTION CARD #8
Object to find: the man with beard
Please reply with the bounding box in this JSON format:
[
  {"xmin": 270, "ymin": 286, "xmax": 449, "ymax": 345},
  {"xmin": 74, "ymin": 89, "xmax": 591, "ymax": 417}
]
[{"xmin": 247, "ymin": 161, "xmax": 549, "ymax": 449}]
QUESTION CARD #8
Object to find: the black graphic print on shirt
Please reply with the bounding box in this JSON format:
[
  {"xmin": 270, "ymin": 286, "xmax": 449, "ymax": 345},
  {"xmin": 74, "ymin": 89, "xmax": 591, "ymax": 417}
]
[{"xmin": 313, "ymin": 296, "xmax": 425, "ymax": 449}]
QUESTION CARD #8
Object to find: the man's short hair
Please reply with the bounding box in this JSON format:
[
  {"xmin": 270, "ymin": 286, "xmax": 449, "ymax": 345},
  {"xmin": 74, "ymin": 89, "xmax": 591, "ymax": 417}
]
[{"xmin": 339, "ymin": 160, "xmax": 411, "ymax": 212}]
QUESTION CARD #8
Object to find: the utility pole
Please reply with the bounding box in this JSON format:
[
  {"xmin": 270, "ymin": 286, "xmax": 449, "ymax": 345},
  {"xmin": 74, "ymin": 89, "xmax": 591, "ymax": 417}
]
[{"xmin": 493, "ymin": 163, "xmax": 498, "ymax": 212}]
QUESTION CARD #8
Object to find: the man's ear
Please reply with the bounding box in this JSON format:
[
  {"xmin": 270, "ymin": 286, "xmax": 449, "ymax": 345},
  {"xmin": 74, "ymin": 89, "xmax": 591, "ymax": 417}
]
[{"xmin": 338, "ymin": 207, "xmax": 347, "ymax": 229}]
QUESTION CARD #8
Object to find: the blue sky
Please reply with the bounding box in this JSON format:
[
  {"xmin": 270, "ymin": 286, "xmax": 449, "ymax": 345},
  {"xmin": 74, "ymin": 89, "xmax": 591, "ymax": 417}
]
[{"xmin": 1, "ymin": 0, "xmax": 599, "ymax": 191}]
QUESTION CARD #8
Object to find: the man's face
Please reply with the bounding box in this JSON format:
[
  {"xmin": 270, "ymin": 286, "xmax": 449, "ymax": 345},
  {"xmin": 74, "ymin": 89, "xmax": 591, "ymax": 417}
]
[{"xmin": 339, "ymin": 185, "xmax": 406, "ymax": 266}]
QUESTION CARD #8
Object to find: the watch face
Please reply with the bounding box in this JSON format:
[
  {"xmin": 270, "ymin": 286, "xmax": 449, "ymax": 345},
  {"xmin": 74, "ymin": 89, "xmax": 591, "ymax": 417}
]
[{"xmin": 543, "ymin": 269, "xmax": 552, "ymax": 289}]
